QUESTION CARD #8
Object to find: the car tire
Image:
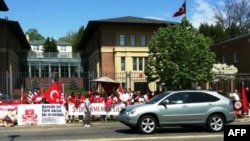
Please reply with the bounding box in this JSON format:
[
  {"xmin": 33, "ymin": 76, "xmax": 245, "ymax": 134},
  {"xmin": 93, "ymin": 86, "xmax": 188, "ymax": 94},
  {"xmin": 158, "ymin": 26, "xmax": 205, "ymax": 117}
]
[
  {"xmin": 137, "ymin": 115, "xmax": 156, "ymax": 134},
  {"xmin": 206, "ymin": 114, "xmax": 225, "ymax": 132}
]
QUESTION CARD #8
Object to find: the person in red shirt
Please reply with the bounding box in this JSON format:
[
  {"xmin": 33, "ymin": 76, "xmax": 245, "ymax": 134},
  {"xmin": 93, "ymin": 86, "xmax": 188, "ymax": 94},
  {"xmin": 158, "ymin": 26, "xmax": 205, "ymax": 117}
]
[
  {"xmin": 67, "ymin": 92, "xmax": 76, "ymax": 123},
  {"xmin": 76, "ymin": 92, "xmax": 85, "ymax": 122}
]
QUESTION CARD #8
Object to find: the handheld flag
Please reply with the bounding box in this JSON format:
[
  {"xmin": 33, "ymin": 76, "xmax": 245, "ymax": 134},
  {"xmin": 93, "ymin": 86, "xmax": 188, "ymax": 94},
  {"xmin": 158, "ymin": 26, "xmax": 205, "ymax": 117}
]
[
  {"xmin": 241, "ymin": 82, "xmax": 249, "ymax": 114},
  {"xmin": 173, "ymin": 1, "xmax": 186, "ymax": 17},
  {"xmin": 44, "ymin": 82, "xmax": 61, "ymax": 104}
]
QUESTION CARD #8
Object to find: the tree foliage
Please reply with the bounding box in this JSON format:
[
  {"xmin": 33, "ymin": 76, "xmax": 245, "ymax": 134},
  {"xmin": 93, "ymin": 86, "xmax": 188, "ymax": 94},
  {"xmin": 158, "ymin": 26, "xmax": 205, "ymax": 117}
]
[
  {"xmin": 25, "ymin": 28, "xmax": 45, "ymax": 41},
  {"xmin": 145, "ymin": 18, "xmax": 216, "ymax": 90},
  {"xmin": 58, "ymin": 26, "xmax": 85, "ymax": 52},
  {"xmin": 42, "ymin": 37, "xmax": 58, "ymax": 52},
  {"xmin": 199, "ymin": 23, "xmax": 229, "ymax": 43},
  {"xmin": 213, "ymin": 0, "xmax": 250, "ymax": 38}
]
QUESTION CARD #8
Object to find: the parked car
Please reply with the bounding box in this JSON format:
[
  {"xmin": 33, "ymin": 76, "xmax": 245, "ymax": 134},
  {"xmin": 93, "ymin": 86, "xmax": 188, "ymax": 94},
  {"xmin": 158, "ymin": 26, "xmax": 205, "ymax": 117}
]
[{"xmin": 118, "ymin": 90, "xmax": 235, "ymax": 134}]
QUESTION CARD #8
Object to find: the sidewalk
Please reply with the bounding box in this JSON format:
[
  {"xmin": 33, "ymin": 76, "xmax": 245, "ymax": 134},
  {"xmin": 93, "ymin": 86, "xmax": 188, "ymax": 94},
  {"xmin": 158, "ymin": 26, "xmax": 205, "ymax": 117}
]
[{"xmin": 235, "ymin": 115, "xmax": 250, "ymax": 122}]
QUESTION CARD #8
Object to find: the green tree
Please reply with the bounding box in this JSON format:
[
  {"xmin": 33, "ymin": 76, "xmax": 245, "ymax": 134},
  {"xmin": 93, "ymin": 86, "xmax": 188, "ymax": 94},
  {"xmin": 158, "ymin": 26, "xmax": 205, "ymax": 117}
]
[
  {"xmin": 25, "ymin": 28, "xmax": 45, "ymax": 41},
  {"xmin": 59, "ymin": 26, "xmax": 85, "ymax": 52},
  {"xmin": 43, "ymin": 37, "xmax": 58, "ymax": 52},
  {"xmin": 213, "ymin": 0, "xmax": 250, "ymax": 38},
  {"xmin": 199, "ymin": 23, "xmax": 229, "ymax": 43},
  {"xmin": 145, "ymin": 18, "xmax": 216, "ymax": 90}
]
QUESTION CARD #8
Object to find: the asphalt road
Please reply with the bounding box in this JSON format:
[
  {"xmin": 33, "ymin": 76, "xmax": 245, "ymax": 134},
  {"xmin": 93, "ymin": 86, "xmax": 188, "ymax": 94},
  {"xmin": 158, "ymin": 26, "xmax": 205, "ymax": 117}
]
[{"xmin": 0, "ymin": 118, "xmax": 249, "ymax": 141}]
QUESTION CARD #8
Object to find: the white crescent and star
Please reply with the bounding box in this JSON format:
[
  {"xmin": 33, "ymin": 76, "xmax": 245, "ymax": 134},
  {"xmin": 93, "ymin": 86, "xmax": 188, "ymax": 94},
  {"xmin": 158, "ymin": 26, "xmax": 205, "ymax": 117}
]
[
  {"xmin": 179, "ymin": 6, "xmax": 185, "ymax": 13},
  {"xmin": 50, "ymin": 90, "xmax": 59, "ymax": 100}
]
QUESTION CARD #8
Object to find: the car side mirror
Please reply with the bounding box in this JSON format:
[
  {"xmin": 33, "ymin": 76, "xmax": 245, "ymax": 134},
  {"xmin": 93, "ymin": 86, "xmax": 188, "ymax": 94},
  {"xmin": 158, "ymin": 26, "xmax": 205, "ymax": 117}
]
[{"xmin": 162, "ymin": 99, "xmax": 169, "ymax": 105}]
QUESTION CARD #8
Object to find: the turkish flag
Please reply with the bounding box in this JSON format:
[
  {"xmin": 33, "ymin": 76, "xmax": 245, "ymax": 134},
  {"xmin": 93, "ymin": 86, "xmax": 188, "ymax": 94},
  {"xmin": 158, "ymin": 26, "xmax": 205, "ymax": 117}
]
[
  {"xmin": 241, "ymin": 82, "xmax": 249, "ymax": 114},
  {"xmin": 173, "ymin": 1, "xmax": 186, "ymax": 17},
  {"xmin": 44, "ymin": 82, "xmax": 61, "ymax": 104}
]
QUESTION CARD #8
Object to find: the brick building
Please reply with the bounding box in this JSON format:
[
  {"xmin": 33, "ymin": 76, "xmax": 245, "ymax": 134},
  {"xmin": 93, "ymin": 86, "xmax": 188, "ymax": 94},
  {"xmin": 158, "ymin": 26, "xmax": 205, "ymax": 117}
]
[
  {"xmin": 78, "ymin": 16, "xmax": 176, "ymax": 92},
  {"xmin": 211, "ymin": 33, "xmax": 250, "ymax": 73}
]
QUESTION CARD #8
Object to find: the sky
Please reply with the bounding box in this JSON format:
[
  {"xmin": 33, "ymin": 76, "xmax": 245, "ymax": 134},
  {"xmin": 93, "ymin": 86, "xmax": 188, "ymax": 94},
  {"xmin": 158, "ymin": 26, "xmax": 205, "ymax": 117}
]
[{"xmin": 0, "ymin": 0, "xmax": 224, "ymax": 39}]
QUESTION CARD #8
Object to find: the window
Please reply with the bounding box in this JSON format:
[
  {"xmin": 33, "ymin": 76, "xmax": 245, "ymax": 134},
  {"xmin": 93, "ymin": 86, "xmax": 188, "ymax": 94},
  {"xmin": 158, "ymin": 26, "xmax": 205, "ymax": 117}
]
[
  {"xmin": 119, "ymin": 34, "xmax": 126, "ymax": 46},
  {"xmin": 121, "ymin": 57, "xmax": 125, "ymax": 71},
  {"xmin": 133, "ymin": 57, "xmax": 137, "ymax": 70},
  {"xmin": 166, "ymin": 92, "xmax": 187, "ymax": 104},
  {"xmin": 140, "ymin": 35, "xmax": 146, "ymax": 46},
  {"xmin": 33, "ymin": 45, "xmax": 39, "ymax": 51},
  {"xmin": 133, "ymin": 57, "xmax": 147, "ymax": 71},
  {"xmin": 144, "ymin": 57, "xmax": 148, "ymax": 68},
  {"xmin": 186, "ymin": 92, "xmax": 219, "ymax": 103},
  {"xmin": 222, "ymin": 55, "xmax": 227, "ymax": 63},
  {"xmin": 60, "ymin": 46, "xmax": 66, "ymax": 51},
  {"xmin": 130, "ymin": 34, "xmax": 136, "ymax": 46},
  {"xmin": 139, "ymin": 57, "xmax": 143, "ymax": 71},
  {"xmin": 234, "ymin": 52, "xmax": 238, "ymax": 62}
]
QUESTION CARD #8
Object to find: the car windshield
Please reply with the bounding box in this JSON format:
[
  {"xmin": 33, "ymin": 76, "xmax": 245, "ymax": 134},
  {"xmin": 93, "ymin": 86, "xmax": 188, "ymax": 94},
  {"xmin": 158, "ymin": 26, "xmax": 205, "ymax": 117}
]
[{"xmin": 146, "ymin": 92, "xmax": 171, "ymax": 104}]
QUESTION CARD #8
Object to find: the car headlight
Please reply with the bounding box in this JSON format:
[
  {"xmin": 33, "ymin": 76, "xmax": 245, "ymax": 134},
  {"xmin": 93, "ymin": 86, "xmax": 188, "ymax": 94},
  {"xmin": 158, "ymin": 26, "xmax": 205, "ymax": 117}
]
[{"xmin": 126, "ymin": 109, "xmax": 136, "ymax": 115}]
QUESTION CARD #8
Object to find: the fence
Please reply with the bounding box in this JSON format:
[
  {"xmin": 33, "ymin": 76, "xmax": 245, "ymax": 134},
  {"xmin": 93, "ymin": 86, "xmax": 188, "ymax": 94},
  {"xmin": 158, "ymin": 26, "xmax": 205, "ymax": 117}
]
[
  {"xmin": 0, "ymin": 71, "xmax": 150, "ymax": 99},
  {"xmin": 1, "ymin": 71, "xmax": 250, "ymax": 99}
]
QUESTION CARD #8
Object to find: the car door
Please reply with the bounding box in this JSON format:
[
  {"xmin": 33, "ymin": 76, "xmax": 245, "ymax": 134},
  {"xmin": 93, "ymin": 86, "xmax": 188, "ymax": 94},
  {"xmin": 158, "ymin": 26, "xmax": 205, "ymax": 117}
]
[
  {"xmin": 159, "ymin": 92, "xmax": 189, "ymax": 124},
  {"xmin": 185, "ymin": 92, "xmax": 219, "ymax": 123}
]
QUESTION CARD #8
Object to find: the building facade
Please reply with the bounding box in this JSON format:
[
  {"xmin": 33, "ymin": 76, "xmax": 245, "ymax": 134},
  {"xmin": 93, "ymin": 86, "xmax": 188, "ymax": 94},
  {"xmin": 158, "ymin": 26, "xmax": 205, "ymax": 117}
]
[
  {"xmin": 0, "ymin": 18, "xmax": 30, "ymax": 96},
  {"xmin": 211, "ymin": 33, "xmax": 250, "ymax": 73},
  {"xmin": 27, "ymin": 39, "xmax": 83, "ymax": 87},
  {"xmin": 78, "ymin": 16, "xmax": 176, "ymax": 92}
]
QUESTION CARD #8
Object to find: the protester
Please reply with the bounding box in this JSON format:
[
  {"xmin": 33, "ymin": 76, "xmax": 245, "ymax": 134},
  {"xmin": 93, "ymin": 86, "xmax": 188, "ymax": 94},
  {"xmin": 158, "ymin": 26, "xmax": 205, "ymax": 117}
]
[
  {"xmin": 119, "ymin": 88, "xmax": 130, "ymax": 106},
  {"xmin": 84, "ymin": 95, "xmax": 91, "ymax": 127},
  {"xmin": 51, "ymin": 69, "xmax": 59, "ymax": 83},
  {"xmin": 67, "ymin": 91, "xmax": 76, "ymax": 122},
  {"xmin": 76, "ymin": 92, "xmax": 85, "ymax": 122}
]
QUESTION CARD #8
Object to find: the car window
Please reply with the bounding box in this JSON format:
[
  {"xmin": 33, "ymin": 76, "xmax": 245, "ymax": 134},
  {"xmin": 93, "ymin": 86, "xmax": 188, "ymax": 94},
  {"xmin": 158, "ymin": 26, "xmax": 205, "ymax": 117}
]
[
  {"xmin": 146, "ymin": 92, "xmax": 170, "ymax": 104},
  {"xmin": 165, "ymin": 92, "xmax": 187, "ymax": 104},
  {"xmin": 186, "ymin": 92, "xmax": 219, "ymax": 103}
]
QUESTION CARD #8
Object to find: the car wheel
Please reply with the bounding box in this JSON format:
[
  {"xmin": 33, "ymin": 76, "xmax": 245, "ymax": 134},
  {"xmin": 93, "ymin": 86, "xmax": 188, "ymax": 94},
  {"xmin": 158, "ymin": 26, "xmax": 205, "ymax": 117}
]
[
  {"xmin": 137, "ymin": 115, "xmax": 156, "ymax": 134},
  {"xmin": 206, "ymin": 114, "xmax": 225, "ymax": 132}
]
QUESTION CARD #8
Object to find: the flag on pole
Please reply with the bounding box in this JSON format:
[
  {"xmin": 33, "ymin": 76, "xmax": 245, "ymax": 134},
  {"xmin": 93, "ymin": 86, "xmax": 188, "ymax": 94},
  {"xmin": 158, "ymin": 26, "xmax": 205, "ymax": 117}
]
[
  {"xmin": 241, "ymin": 82, "xmax": 249, "ymax": 114},
  {"xmin": 20, "ymin": 85, "xmax": 26, "ymax": 104},
  {"xmin": 173, "ymin": 1, "xmax": 186, "ymax": 17},
  {"xmin": 27, "ymin": 81, "xmax": 36, "ymax": 104}
]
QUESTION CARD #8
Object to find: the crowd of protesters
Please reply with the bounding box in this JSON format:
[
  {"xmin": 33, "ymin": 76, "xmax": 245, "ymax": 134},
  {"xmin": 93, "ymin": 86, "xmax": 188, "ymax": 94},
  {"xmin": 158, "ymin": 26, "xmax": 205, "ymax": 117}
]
[{"xmin": 63, "ymin": 88, "xmax": 154, "ymax": 123}]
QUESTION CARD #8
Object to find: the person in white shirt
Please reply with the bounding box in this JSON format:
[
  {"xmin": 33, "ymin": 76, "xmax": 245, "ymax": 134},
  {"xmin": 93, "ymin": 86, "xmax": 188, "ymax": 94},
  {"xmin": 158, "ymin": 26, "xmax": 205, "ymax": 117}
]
[
  {"xmin": 230, "ymin": 89, "xmax": 240, "ymax": 101},
  {"xmin": 119, "ymin": 88, "xmax": 129, "ymax": 106},
  {"xmin": 84, "ymin": 96, "xmax": 91, "ymax": 127}
]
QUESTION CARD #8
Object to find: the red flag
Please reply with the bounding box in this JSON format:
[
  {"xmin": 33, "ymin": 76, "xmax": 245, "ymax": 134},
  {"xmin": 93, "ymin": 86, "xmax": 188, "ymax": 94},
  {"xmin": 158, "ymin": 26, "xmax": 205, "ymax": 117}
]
[
  {"xmin": 173, "ymin": 1, "xmax": 186, "ymax": 17},
  {"xmin": 241, "ymin": 82, "xmax": 249, "ymax": 114},
  {"xmin": 20, "ymin": 86, "xmax": 26, "ymax": 104},
  {"xmin": 44, "ymin": 82, "xmax": 61, "ymax": 104}
]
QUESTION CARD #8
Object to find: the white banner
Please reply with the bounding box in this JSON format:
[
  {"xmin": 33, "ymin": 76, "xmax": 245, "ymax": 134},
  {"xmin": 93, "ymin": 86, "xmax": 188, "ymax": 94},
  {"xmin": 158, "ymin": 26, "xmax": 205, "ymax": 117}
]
[
  {"xmin": 17, "ymin": 104, "xmax": 66, "ymax": 125},
  {"xmin": 68, "ymin": 102, "xmax": 125, "ymax": 116},
  {"xmin": 0, "ymin": 105, "xmax": 17, "ymax": 124}
]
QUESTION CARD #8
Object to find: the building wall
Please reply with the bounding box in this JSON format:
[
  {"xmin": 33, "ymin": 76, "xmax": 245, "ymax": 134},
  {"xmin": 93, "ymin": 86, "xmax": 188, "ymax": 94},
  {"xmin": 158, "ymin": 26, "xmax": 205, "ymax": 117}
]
[
  {"xmin": 0, "ymin": 23, "xmax": 22, "ymax": 94},
  {"xmin": 85, "ymin": 24, "xmax": 163, "ymax": 91},
  {"xmin": 211, "ymin": 34, "xmax": 250, "ymax": 73}
]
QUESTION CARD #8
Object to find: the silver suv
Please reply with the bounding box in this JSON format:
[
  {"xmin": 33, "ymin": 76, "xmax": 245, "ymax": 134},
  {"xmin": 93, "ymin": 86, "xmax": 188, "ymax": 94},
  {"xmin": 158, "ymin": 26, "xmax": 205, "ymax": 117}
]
[{"xmin": 118, "ymin": 90, "xmax": 235, "ymax": 134}]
